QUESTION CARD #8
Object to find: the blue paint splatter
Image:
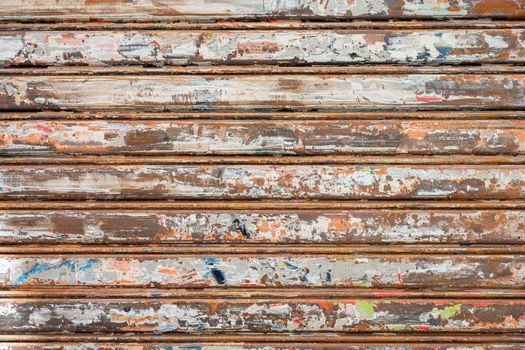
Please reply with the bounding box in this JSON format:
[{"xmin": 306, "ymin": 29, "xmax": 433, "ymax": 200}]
[
  {"xmin": 203, "ymin": 257, "xmax": 217, "ymax": 265},
  {"xmin": 78, "ymin": 258, "xmax": 96, "ymax": 271},
  {"xmin": 436, "ymin": 46, "xmax": 453, "ymax": 59},
  {"xmin": 13, "ymin": 258, "xmax": 97, "ymax": 285},
  {"xmin": 14, "ymin": 263, "xmax": 51, "ymax": 285},
  {"xmin": 284, "ymin": 261, "xmax": 299, "ymax": 270}
]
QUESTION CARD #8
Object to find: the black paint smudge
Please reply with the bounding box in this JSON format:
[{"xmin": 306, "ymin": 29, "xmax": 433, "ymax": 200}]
[
  {"xmin": 232, "ymin": 218, "xmax": 250, "ymax": 238},
  {"xmin": 211, "ymin": 268, "xmax": 226, "ymax": 285}
]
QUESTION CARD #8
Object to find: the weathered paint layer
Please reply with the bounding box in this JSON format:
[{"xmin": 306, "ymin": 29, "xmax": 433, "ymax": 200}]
[
  {"xmin": 1, "ymin": 120, "xmax": 524, "ymax": 156},
  {"xmin": 1, "ymin": 209, "xmax": 523, "ymax": 244},
  {"xmin": 0, "ymin": 0, "xmax": 524, "ymax": 20},
  {"xmin": 1, "ymin": 30, "xmax": 524, "ymax": 67},
  {"xmin": 0, "ymin": 165, "xmax": 523, "ymax": 200},
  {"xmin": 2, "ymin": 299, "xmax": 525, "ymax": 333},
  {"xmin": 2, "ymin": 255, "xmax": 523, "ymax": 288},
  {"xmin": 1, "ymin": 75, "xmax": 524, "ymax": 111}
]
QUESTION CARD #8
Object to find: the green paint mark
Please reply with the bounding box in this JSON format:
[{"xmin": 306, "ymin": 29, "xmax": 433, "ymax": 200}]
[
  {"xmin": 386, "ymin": 324, "xmax": 407, "ymax": 331},
  {"xmin": 356, "ymin": 300, "xmax": 375, "ymax": 320},
  {"xmin": 432, "ymin": 304, "xmax": 461, "ymax": 320},
  {"xmin": 352, "ymin": 281, "xmax": 372, "ymax": 287}
]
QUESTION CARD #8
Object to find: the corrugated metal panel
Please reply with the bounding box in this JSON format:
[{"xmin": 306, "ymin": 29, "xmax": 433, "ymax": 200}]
[{"xmin": 0, "ymin": 1, "xmax": 524, "ymax": 349}]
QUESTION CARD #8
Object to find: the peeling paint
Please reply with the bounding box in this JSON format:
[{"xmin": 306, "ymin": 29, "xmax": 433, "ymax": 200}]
[
  {"xmin": 0, "ymin": 30, "xmax": 523, "ymax": 67},
  {"xmin": 1, "ymin": 255, "xmax": 522, "ymax": 289}
]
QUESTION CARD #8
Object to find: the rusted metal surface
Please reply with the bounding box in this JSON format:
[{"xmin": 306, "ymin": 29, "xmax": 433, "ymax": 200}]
[
  {"xmin": 0, "ymin": 165, "xmax": 523, "ymax": 200},
  {"xmin": 1, "ymin": 1, "xmax": 524, "ymax": 347},
  {"xmin": 2, "ymin": 343, "xmax": 525, "ymax": 350},
  {"xmin": 1, "ymin": 75, "xmax": 525, "ymax": 111},
  {"xmin": 2, "ymin": 255, "xmax": 523, "ymax": 288},
  {"xmin": 1, "ymin": 29, "xmax": 524, "ymax": 67},
  {"xmin": 2, "ymin": 299, "xmax": 525, "ymax": 333},
  {"xmin": 1, "ymin": 209, "xmax": 523, "ymax": 244},
  {"xmin": 1, "ymin": 0, "xmax": 524, "ymax": 21},
  {"xmin": 1, "ymin": 120, "xmax": 524, "ymax": 156}
]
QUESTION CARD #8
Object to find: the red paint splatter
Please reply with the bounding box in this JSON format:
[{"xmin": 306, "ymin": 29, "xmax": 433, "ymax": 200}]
[
  {"xmin": 150, "ymin": 40, "xmax": 161, "ymax": 50},
  {"xmin": 293, "ymin": 319, "xmax": 302, "ymax": 324},
  {"xmin": 35, "ymin": 125, "xmax": 53, "ymax": 133},
  {"xmin": 397, "ymin": 273, "xmax": 403, "ymax": 284},
  {"xmin": 417, "ymin": 325, "xmax": 432, "ymax": 331},
  {"xmin": 416, "ymin": 95, "xmax": 441, "ymax": 102},
  {"xmin": 471, "ymin": 301, "xmax": 491, "ymax": 307}
]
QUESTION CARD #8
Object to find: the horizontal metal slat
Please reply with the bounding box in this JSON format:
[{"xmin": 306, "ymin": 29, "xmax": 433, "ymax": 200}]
[
  {"xmin": 1, "ymin": 255, "xmax": 523, "ymax": 289},
  {"xmin": 1, "ymin": 120, "xmax": 524, "ymax": 156},
  {"xmin": 0, "ymin": 29, "xmax": 524, "ymax": 67},
  {"xmin": 1, "ymin": 0, "xmax": 524, "ymax": 21},
  {"xmin": 2, "ymin": 298, "xmax": 525, "ymax": 333},
  {"xmin": 0, "ymin": 209, "xmax": 523, "ymax": 245},
  {"xmin": 0, "ymin": 164, "xmax": 523, "ymax": 200},
  {"xmin": 1, "ymin": 75, "xmax": 525, "ymax": 111}
]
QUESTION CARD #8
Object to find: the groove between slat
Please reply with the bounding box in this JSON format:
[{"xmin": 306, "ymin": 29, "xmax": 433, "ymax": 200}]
[
  {"xmin": 2, "ymin": 156, "xmax": 525, "ymax": 165},
  {"xmin": 1, "ymin": 334, "xmax": 524, "ymax": 343},
  {"xmin": 0, "ymin": 200, "xmax": 524, "ymax": 210},
  {"xmin": 2, "ymin": 246, "xmax": 525, "ymax": 254},
  {"xmin": 0, "ymin": 342, "xmax": 524, "ymax": 349},
  {"xmin": 3, "ymin": 66, "xmax": 525, "ymax": 75},
  {"xmin": 2, "ymin": 111, "xmax": 524, "ymax": 120},
  {"xmin": 2, "ymin": 288, "xmax": 525, "ymax": 299},
  {"xmin": 1, "ymin": 20, "xmax": 525, "ymax": 30}
]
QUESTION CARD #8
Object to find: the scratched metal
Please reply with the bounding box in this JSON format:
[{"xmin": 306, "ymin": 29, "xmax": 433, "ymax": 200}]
[
  {"xmin": 1, "ymin": 30, "xmax": 524, "ymax": 67},
  {"xmin": 2, "ymin": 255, "xmax": 523, "ymax": 288},
  {"xmin": 0, "ymin": 165, "xmax": 523, "ymax": 200},
  {"xmin": 1, "ymin": 210, "xmax": 523, "ymax": 244},
  {"xmin": 1, "ymin": 75, "xmax": 525, "ymax": 111},
  {"xmin": 2, "ymin": 299, "xmax": 525, "ymax": 333},
  {"xmin": 1, "ymin": 120, "xmax": 524, "ymax": 156},
  {"xmin": 1, "ymin": 0, "xmax": 524, "ymax": 21}
]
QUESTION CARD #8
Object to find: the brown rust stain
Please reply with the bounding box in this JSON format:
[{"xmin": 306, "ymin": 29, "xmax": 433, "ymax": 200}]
[{"xmin": 472, "ymin": 0, "xmax": 523, "ymax": 16}]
